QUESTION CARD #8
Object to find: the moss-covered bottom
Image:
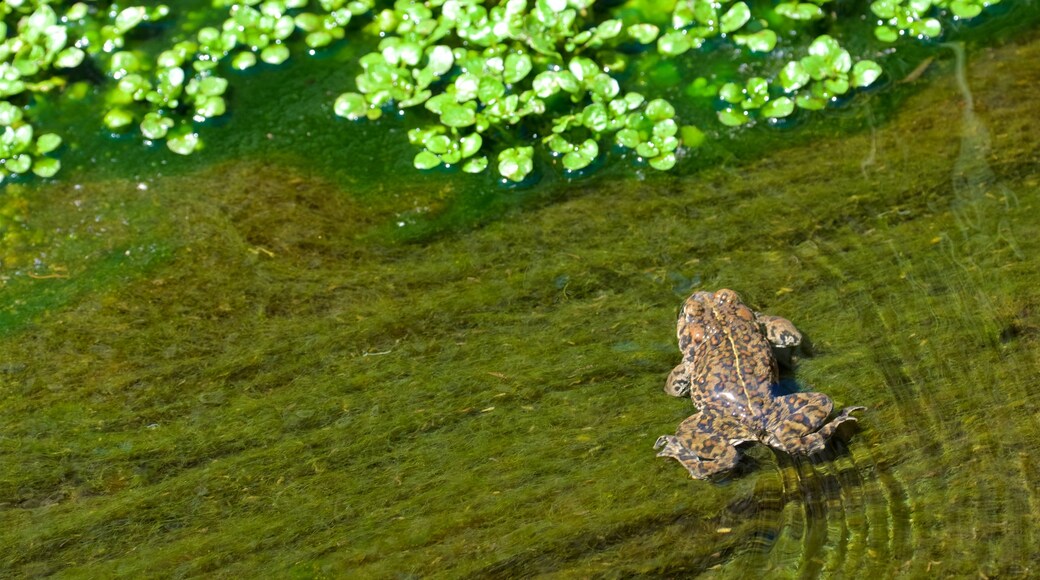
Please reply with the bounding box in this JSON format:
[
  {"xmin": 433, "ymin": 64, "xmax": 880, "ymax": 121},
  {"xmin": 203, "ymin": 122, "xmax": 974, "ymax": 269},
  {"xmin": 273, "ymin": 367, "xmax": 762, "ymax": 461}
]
[{"xmin": 2, "ymin": 37, "xmax": 1040, "ymax": 578}]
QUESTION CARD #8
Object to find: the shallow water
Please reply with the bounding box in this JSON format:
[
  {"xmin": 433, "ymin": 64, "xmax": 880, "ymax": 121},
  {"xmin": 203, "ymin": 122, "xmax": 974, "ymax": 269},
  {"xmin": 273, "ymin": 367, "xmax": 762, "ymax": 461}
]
[{"xmin": 2, "ymin": 9, "xmax": 1040, "ymax": 580}]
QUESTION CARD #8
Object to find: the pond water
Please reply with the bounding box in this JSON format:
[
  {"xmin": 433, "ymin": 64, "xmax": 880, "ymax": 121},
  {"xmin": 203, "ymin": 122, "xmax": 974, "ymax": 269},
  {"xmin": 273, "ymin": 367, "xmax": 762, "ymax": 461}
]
[{"xmin": 2, "ymin": 4, "xmax": 1040, "ymax": 578}]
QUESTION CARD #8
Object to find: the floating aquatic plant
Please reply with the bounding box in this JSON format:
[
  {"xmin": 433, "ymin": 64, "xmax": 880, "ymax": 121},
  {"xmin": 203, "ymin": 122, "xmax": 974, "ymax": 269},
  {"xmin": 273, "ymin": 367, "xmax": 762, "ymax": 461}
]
[
  {"xmin": 871, "ymin": 0, "xmax": 1003, "ymax": 41},
  {"xmin": 0, "ymin": 0, "xmax": 1011, "ymax": 185}
]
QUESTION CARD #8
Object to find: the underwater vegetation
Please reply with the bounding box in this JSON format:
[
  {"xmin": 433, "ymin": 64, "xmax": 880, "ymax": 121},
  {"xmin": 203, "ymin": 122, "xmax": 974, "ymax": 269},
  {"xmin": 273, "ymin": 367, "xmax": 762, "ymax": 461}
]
[{"xmin": 0, "ymin": 0, "xmax": 1006, "ymax": 186}]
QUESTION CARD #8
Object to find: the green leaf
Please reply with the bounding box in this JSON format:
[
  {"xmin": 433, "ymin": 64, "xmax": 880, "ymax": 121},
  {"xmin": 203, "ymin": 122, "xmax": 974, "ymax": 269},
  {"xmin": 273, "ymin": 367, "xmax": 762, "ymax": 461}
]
[
  {"xmin": 720, "ymin": 2, "xmax": 751, "ymax": 33},
  {"xmin": 627, "ymin": 24, "xmax": 659, "ymax": 44},
  {"xmin": 950, "ymin": 0, "xmax": 983, "ymax": 18},
  {"xmin": 195, "ymin": 96, "xmax": 226, "ymax": 118},
  {"xmin": 477, "ymin": 77, "xmax": 505, "ymax": 103},
  {"xmin": 115, "ymin": 7, "xmax": 146, "ymax": 32},
  {"xmin": 460, "ymin": 133, "xmax": 482, "ymax": 158},
  {"xmin": 874, "ymin": 25, "xmax": 899, "ymax": 43},
  {"xmin": 454, "ymin": 73, "xmax": 479, "ymax": 102},
  {"xmin": 441, "ymin": 103, "xmax": 476, "ymax": 128},
  {"xmin": 649, "ymin": 152, "xmax": 675, "ymax": 171},
  {"xmin": 426, "ymin": 45, "xmax": 454, "ymax": 77},
  {"xmin": 870, "ymin": 0, "xmax": 899, "ymax": 19},
  {"xmin": 760, "ymin": 96, "xmax": 795, "ymax": 118},
  {"xmin": 55, "ymin": 47, "xmax": 86, "ymax": 69},
  {"xmin": 104, "ymin": 108, "xmax": 135, "ymax": 130},
  {"xmin": 562, "ymin": 139, "xmax": 598, "ymax": 171},
  {"xmin": 680, "ymin": 125, "xmax": 705, "ymax": 148},
  {"xmin": 334, "ymin": 93, "xmax": 368, "ymax": 120},
  {"xmin": 717, "ymin": 108, "xmax": 750, "ymax": 126},
  {"xmin": 462, "ymin": 156, "xmax": 488, "ymax": 173},
  {"xmin": 167, "ymin": 131, "xmax": 200, "ymax": 155},
  {"xmin": 198, "ymin": 76, "xmax": 229, "ymax": 97},
  {"xmin": 795, "ymin": 94, "xmax": 827, "ymax": 110},
  {"xmin": 6, "ymin": 154, "xmax": 31, "ymax": 174},
  {"xmin": 775, "ymin": 2, "xmax": 824, "ymax": 20},
  {"xmin": 0, "ymin": 103, "xmax": 23, "ymax": 126},
  {"xmin": 733, "ymin": 30, "xmax": 777, "ymax": 52},
  {"xmin": 616, "ymin": 128, "xmax": 640, "ymax": 148},
  {"xmin": 140, "ymin": 113, "xmax": 174, "ymax": 139},
  {"xmin": 581, "ymin": 103, "xmax": 609, "ymax": 132},
  {"xmin": 657, "ymin": 31, "xmax": 692, "ymax": 57},
  {"xmin": 32, "ymin": 157, "xmax": 61, "ymax": 178},
  {"xmin": 503, "ymin": 53, "xmax": 532, "ymax": 84},
  {"xmin": 851, "ymin": 60, "xmax": 882, "ymax": 87},
  {"xmin": 414, "ymin": 150, "xmax": 440, "ymax": 169},
  {"xmin": 498, "ymin": 146, "xmax": 534, "ymax": 182},
  {"xmin": 261, "ymin": 44, "xmax": 290, "ymax": 65},
  {"xmin": 35, "ymin": 133, "xmax": 62, "ymax": 154},
  {"xmin": 232, "ymin": 52, "xmax": 258, "ymax": 70},
  {"xmin": 645, "ymin": 99, "xmax": 675, "ymax": 121},
  {"xmin": 718, "ymin": 83, "xmax": 744, "ymax": 103},
  {"xmin": 910, "ymin": 18, "xmax": 942, "ymax": 38},
  {"xmin": 653, "ymin": 119, "xmax": 678, "ymax": 138}
]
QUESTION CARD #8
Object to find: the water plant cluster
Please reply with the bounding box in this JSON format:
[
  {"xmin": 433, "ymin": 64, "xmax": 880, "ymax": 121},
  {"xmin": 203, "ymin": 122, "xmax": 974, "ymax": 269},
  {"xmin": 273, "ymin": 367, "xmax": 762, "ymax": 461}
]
[{"xmin": 0, "ymin": 0, "xmax": 1006, "ymax": 185}]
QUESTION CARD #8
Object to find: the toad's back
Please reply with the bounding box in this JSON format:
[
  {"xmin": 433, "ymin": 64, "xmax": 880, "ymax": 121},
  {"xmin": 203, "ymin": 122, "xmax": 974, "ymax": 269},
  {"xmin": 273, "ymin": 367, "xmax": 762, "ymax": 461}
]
[{"xmin": 677, "ymin": 290, "xmax": 778, "ymax": 427}]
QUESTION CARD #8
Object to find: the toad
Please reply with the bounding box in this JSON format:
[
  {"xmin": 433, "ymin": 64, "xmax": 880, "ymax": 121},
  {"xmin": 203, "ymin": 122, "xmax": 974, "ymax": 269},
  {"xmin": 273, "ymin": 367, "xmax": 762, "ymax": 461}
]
[{"xmin": 655, "ymin": 289, "xmax": 863, "ymax": 479}]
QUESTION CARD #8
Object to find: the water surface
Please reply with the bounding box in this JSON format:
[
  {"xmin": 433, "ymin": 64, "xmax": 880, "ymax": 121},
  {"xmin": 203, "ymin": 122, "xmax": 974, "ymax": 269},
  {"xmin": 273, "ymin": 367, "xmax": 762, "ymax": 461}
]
[{"xmin": 2, "ymin": 14, "xmax": 1040, "ymax": 579}]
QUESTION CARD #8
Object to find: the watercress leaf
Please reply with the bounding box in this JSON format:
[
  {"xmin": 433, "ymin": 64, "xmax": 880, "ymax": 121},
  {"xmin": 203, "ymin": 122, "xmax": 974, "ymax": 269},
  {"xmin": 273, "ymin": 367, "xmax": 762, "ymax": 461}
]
[
  {"xmin": 32, "ymin": 157, "xmax": 61, "ymax": 178},
  {"xmin": 645, "ymin": 98, "xmax": 675, "ymax": 121},
  {"xmin": 733, "ymin": 29, "xmax": 777, "ymax": 52},
  {"xmin": 720, "ymin": 2, "xmax": 751, "ymax": 33},
  {"xmin": 718, "ymin": 82, "xmax": 744, "ymax": 103},
  {"xmin": 462, "ymin": 156, "xmax": 488, "ymax": 173},
  {"xmin": 35, "ymin": 133, "xmax": 63, "ymax": 154},
  {"xmin": 680, "ymin": 125, "xmax": 705, "ymax": 147},
  {"xmin": 760, "ymin": 96, "xmax": 794, "ymax": 118},
  {"xmin": 460, "ymin": 133, "xmax": 482, "ymax": 158},
  {"xmin": 335, "ymin": 93, "xmax": 370, "ymax": 120},
  {"xmin": 851, "ymin": 60, "xmax": 882, "ymax": 87},
  {"xmin": 498, "ymin": 146, "xmax": 533, "ymax": 182},
  {"xmin": 6, "ymin": 154, "xmax": 31, "ymax": 174},
  {"xmin": 55, "ymin": 47, "xmax": 85, "ymax": 68},
  {"xmin": 649, "ymin": 152, "xmax": 675, "ymax": 170},
  {"xmin": 427, "ymin": 135, "xmax": 451, "ymax": 154},
  {"xmin": 616, "ymin": 128, "xmax": 640, "ymax": 148},
  {"xmin": 260, "ymin": 44, "xmax": 290, "ymax": 65},
  {"xmin": 441, "ymin": 103, "xmax": 476, "ymax": 127},
  {"xmin": 874, "ymin": 25, "xmax": 898, "ymax": 43},
  {"xmin": 232, "ymin": 52, "xmax": 257, "ymax": 70},
  {"xmin": 167, "ymin": 131, "xmax": 200, "ymax": 155},
  {"xmin": 627, "ymin": 23, "xmax": 659, "ymax": 44},
  {"xmin": 503, "ymin": 52, "xmax": 532, "ymax": 84},
  {"xmin": 717, "ymin": 108, "xmax": 749, "ymax": 126},
  {"xmin": 104, "ymin": 108, "xmax": 134, "ymax": 130},
  {"xmin": 414, "ymin": 150, "xmax": 441, "ymax": 169},
  {"xmin": 658, "ymin": 31, "xmax": 692, "ymax": 57}
]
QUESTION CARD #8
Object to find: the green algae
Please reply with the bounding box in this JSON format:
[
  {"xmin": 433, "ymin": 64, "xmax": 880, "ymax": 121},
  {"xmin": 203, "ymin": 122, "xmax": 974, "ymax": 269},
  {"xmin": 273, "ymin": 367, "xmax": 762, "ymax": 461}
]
[{"xmin": 2, "ymin": 19, "xmax": 1040, "ymax": 580}]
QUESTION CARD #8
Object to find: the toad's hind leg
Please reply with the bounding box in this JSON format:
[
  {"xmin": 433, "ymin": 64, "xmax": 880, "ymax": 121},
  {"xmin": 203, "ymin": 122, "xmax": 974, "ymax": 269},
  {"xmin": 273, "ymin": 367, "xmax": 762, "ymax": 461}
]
[
  {"xmin": 664, "ymin": 364, "xmax": 691, "ymax": 397},
  {"xmin": 754, "ymin": 312, "xmax": 802, "ymax": 348},
  {"xmin": 765, "ymin": 392, "xmax": 864, "ymax": 455},
  {"xmin": 655, "ymin": 413, "xmax": 742, "ymax": 479}
]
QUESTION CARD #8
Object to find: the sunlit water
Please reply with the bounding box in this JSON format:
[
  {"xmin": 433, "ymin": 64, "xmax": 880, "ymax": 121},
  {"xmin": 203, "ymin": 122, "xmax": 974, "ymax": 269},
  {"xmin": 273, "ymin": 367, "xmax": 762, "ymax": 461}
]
[{"xmin": 2, "ymin": 7, "xmax": 1040, "ymax": 579}]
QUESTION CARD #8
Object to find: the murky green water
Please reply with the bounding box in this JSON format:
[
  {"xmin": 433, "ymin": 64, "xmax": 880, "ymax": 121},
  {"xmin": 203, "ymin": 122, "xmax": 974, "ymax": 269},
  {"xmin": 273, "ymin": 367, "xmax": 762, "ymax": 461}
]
[{"xmin": 3, "ymin": 6, "xmax": 1040, "ymax": 579}]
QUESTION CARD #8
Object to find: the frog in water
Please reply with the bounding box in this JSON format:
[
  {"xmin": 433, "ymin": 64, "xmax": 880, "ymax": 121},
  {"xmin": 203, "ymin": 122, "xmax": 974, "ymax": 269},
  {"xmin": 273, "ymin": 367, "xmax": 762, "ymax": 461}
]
[{"xmin": 655, "ymin": 289, "xmax": 864, "ymax": 479}]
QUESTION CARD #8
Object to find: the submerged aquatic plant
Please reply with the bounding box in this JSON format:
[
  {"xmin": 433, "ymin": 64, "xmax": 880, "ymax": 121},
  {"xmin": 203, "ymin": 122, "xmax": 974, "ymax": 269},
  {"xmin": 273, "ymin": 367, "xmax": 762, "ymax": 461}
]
[{"xmin": 0, "ymin": 0, "xmax": 1011, "ymax": 185}]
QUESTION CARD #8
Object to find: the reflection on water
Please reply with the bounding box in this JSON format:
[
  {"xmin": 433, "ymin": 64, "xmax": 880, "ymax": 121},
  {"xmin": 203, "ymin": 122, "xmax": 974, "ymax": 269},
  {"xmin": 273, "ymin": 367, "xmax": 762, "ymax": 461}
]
[{"xmin": 2, "ymin": 20, "xmax": 1040, "ymax": 580}]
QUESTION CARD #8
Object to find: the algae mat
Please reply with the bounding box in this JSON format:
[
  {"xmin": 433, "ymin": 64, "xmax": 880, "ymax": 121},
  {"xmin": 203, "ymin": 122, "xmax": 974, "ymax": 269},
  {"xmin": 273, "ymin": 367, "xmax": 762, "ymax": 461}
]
[{"xmin": 3, "ymin": 38, "xmax": 1040, "ymax": 578}]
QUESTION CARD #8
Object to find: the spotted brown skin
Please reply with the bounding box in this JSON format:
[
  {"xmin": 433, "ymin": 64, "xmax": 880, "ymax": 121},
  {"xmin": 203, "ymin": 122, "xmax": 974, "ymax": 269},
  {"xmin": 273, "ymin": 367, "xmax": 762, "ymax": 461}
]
[{"xmin": 655, "ymin": 289, "xmax": 865, "ymax": 479}]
